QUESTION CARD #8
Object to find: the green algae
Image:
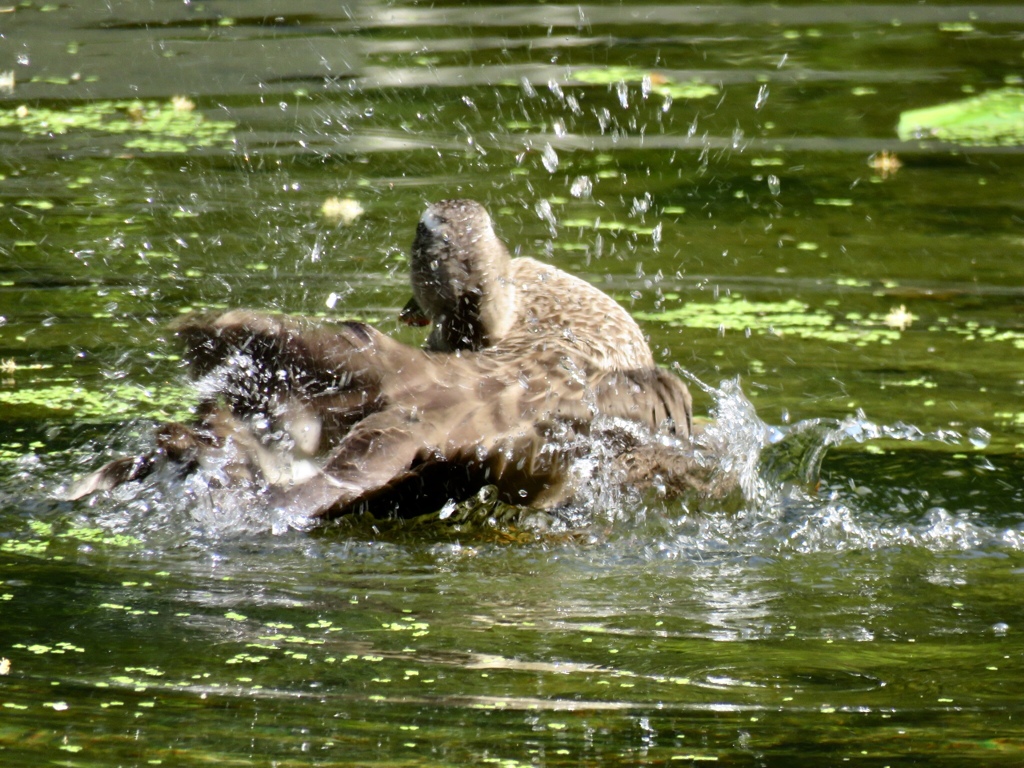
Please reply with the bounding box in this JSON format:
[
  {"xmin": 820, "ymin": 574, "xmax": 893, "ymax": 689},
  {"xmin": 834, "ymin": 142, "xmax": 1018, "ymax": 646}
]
[
  {"xmin": 59, "ymin": 526, "xmax": 142, "ymax": 548},
  {"xmin": 12, "ymin": 642, "xmax": 82, "ymax": 655},
  {"xmin": 0, "ymin": 98, "xmax": 236, "ymax": 154},
  {"xmin": 897, "ymin": 88, "xmax": 1024, "ymax": 146},
  {"xmin": 640, "ymin": 295, "xmax": 1024, "ymax": 358},
  {"xmin": 0, "ymin": 539, "xmax": 49, "ymax": 556},
  {"xmin": 0, "ymin": 380, "xmax": 194, "ymax": 422},
  {"xmin": 944, "ymin": 324, "xmax": 1024, "ymax": 349},
  {"xmin": 636, "ymin": 296, "xmax": 904, "ymax": 346},
  {"xmin": 1, "ymin": 518, "xmax": 143, "ymax": 560}
]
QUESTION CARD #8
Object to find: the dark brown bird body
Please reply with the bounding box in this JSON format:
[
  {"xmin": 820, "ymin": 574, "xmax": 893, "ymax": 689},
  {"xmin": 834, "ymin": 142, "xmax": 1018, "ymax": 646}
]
[{"xmin": 68, "ymin": 200, "xmax": 704, "ymax": 521}]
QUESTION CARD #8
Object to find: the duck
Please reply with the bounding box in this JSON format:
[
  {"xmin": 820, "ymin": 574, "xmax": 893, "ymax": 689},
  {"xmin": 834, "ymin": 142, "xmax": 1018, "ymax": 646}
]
[
  {"xmin": 400, "ymin": 199, "xmax": 657, "ymax": 371},
  {"xmin": 68, "ymin": 200, "xmax": 712, "ymax": 520}
]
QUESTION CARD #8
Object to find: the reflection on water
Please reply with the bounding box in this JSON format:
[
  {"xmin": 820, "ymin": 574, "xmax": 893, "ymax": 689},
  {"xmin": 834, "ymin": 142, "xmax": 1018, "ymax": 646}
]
[{"xmin": 2, "ymin": 1, "xmax": 1024, "ymax": 765}]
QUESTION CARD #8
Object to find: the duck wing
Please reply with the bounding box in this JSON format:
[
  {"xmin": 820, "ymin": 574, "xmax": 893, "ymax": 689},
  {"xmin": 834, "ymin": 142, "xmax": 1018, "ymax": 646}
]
[
  {"xmin": 174, "ymin": 310, "xmax": 384, "ymax": 398},
  {"xmin": 271, "ymin": 399, "xmax": 569, "ymax": 521},
  {"xmin": 273, "ymin": 356, "xmax": 692, "ymax": 520},
  {"xmin": 67, "ymin": 312, "xmax": 424, "ymax": 499},
  {"xmin": 171, "ymin": 309, "xmax": 436, "ymax": 446}
]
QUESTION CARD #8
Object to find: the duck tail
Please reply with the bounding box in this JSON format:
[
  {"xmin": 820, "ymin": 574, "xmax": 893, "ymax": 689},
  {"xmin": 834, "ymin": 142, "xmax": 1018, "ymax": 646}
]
[{"xmin": 589, "ymin": 367, "xmax": 693, "ymax": 439}]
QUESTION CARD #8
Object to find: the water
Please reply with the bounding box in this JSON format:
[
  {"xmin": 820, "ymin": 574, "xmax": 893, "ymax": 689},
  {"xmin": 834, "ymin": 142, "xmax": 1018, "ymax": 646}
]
[{"xmin": 2, "ymin": 1, "xmax": 1024, "ymax": 765}]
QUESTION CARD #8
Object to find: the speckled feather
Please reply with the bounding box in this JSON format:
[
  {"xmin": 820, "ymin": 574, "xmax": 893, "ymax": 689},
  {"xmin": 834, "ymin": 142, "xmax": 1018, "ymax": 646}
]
[{"xmin": 69, "ymin": 200, "xmax": 703, "ymax": 518}]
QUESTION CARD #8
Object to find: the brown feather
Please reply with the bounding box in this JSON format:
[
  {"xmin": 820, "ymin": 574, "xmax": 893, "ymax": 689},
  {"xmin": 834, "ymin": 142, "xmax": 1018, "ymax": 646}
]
[{"xmin": 71, "ymin": 200, "xmax": 710, "ymax": 521}]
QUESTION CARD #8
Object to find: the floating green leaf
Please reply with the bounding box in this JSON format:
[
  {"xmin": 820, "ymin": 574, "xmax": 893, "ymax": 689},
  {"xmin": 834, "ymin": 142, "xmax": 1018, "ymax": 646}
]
[{"xmin": 897, "ymin": 88, "xmax": 1024, "ymax": 146}]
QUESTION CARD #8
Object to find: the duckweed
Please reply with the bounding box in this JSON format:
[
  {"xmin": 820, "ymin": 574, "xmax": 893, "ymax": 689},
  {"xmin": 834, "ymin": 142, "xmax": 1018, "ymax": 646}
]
[
  {"xmin": 0, "ymin": 99, "xmax": 236, "ymax": 153},
  {"xmin": 28, "ymin": 520, "xmax": 53, "ymax": 536},
  {"xmin": 0, "ymin": 381, "xmax": 193, "ymax": 422},
  {"xmin": 382, "ymin": 618, "xmax": 430, "ymax": 636},
  {"xmin": 125, "ymin": 667, "xmax": 165, "ymax": 677},
  {"xmin": 226, "ymin": 653, "xmax": 270, "ymax": 665},
  {"xmin": 572, "ymin": 66, "xmax": 718, "ymax": 100},
  {"xmin": 637, "ymin": 296, "xmax": 918, "ymax": 346},
  {"xmin": 1, "ymin": 539, "xmax": 49, "ymax": 556},
  {"xmin": 58, "ymin": 527, "xmax": 142, "ymax": 548}
]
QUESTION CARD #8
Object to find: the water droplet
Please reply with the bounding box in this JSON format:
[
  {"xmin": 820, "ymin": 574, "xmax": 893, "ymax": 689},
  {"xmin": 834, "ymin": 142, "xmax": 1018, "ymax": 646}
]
[
  {"xmin": 535, "ymin": 199, "xmax": 556, "ymax": 233},
  {"xmin": 993, "ymin": 622, "xmax": 1009, "ymax": 636},
  {"xmin": 616, "ymin": 81, "xmax": 629, "ymax": 109},
  {"xmin": 630, "ymin": 193, "xmax": 652, "ymax": 216},
  {"xmin": 768, "ymin": 175, "xmax": 781, "ymax": 196},
  {"xmin": 968, "ymin": 427, "xmax": 990, "ymax": 449},
  {"xmin": 438, "ymin": 500, "xmax": 457, "ymax": 520},
  {"xmin": 570, "ymin": 176, "xmax": 592, "ymax": 198},
  {"xmin": 755, "ymin": 84, "xmax": 770, "ymax": 110},
  {"xmin": 541, "ymin": 143, "xmax": 559, "ymax": 173}
]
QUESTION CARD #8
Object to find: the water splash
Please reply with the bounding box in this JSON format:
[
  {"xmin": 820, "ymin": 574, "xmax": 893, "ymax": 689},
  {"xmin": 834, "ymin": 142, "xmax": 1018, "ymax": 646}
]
[
  {"xmin": 5, "ymin": 371, "xmax": 1015, "ymax": 558},
  {"xmin": 652, "ymin": 373, "xmax": 1016, "ymax": 558}
]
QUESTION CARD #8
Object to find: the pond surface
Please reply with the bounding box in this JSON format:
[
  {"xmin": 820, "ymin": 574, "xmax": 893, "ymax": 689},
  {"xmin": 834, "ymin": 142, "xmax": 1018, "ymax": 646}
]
[{"xmin": 2, "ymin": 1, "xmax": 1024, "ymax": 765}]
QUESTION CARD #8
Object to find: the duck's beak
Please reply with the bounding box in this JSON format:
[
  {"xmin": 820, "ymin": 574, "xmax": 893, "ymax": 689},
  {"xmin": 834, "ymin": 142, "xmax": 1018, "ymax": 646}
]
[{"xmin": 399, "ymin": 297, "xmax": 430, "ymax": 327}]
